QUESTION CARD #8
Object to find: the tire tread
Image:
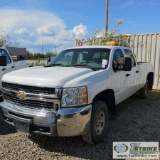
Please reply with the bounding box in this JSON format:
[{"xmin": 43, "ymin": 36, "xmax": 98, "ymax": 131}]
[{"xmin": 82, "ymin": 100, "xmax": 108, "ymax": 144}]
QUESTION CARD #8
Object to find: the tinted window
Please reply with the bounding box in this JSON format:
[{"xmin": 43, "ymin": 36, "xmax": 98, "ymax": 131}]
[
  {"xmin": 112, "ymin": 49, "xmax": 124, "ymax": 70},
  {"xmin": 124, "ymin": 49, "xmax": 136, "ymax": 67},
  {"xmin": 0, "ymin": 49, "xmax": 11, "ymax": 64}
]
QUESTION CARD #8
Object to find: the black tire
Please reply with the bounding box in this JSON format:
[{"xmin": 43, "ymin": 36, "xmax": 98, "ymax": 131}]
[
  {"xmin": 82, "ymin": 101, "xmax": 108, "ymax": 144},
  {"xmin": 139, "ymin": 80, "xmax": 149, "ymax": 99}
]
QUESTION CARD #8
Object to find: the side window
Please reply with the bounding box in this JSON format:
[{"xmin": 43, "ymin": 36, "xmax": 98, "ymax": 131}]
[
  {"xmin": 124, "ymin": 49, "xmax": 136, "ymax": 67},
  {"xmin": 112, "ymin": 49, "xmax": 124, "ymax": 70},
  {"xmin": 0, "ymin": 49, "xmax": 11, "ymax": 64}
]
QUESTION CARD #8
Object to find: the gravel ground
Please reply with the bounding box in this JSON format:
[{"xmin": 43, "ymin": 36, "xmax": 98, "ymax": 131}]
[{"xmin": 0, "ymin": 91, "xmax": 160, "ymax": 160}]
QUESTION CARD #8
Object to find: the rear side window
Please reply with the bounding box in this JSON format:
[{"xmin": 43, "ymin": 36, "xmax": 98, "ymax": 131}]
[
  {"xmin": 124, "ymin": 49, "xmax": 136, "ymax": 67},
  {"xmin": 0, "ymin": 49, "xmax": 11, "ymax": 64}
]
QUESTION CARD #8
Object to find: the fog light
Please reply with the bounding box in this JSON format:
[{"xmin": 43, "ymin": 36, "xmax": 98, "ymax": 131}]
[{"xmin": 46, "ymin": 112, "xmax": 56, "ymax": 124}]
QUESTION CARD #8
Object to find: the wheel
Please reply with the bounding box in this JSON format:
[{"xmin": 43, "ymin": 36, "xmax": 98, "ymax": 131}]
[
  {"xmin": 139, "ymin": 80, "xmax": 149, "ymax": 99},
  {"xmin": 82, "ymin": 101, "xmax": 108, "ymax": 144}
]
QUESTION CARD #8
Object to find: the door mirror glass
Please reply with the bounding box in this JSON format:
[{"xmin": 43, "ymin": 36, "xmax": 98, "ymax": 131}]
[
  {"xmin": 123, "ymin": 57, "xmax": 132, "ymax": 71},
  {"xmin": 113, "ymin": 63, "xmax": 124, "ymax": 70},
  {"xmin": 0, "ymin": 56, "xmax": 7, "ymax": 66}
]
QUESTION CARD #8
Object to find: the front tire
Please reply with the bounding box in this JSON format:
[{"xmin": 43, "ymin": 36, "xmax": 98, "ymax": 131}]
[
  {"xmin": 82, "ymin": 101, "xmax": 108, "ymax": 144},
  {"xmin": 139, "ymin": 80, "xmax": 149, "ymax": 99}
]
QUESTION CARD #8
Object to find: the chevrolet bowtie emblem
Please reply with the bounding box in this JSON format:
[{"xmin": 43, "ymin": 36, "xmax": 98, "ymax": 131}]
[{"xmin": 17, "ymin": 91, "xmax": 26, "ymax": 100}]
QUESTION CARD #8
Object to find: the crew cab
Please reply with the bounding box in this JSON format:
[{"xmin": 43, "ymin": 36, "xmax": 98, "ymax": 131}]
[
  {"xmin": 0, "ymin": 45, "xmax": 153, "ymax": 144},
  {"xmin": 0, "ymin": 46, "xmax": 28, "ymax": 101}
]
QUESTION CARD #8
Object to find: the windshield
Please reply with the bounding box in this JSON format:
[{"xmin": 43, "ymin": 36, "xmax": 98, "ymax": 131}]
[{"xmin": 49, "ymin": 48, "xmax": 110, "ymax": 70}]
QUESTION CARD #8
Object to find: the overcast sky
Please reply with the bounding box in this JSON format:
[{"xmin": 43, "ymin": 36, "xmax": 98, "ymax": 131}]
[{"xmin": 0, "ymin": 0, "xmax": 159, "ymax": 53}]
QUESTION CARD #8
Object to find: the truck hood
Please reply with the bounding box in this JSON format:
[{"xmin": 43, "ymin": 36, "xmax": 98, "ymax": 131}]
[{"xmin": 2, "ymin": 66, "xmax": 93, "ymax": 87}]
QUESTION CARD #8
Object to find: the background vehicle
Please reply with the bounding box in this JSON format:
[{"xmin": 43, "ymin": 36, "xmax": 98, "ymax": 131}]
[
  {"xmin": 0, "ymin": 45, "xmax": 153, "ymax": 144},
  {"xmin": 0, "ymin": 46, "xmax": 29, "ymax": 100}
]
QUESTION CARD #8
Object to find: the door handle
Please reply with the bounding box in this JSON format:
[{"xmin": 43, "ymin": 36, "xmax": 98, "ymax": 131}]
[
  {"xmin": 136, "ymin": 71, "xmax": 139, "ymax": 73},
  {"xmin": 2, "ymin": 68, "xmax": 6, "ymax": 71},
  {"xmin": 11, "ymin": 66, "xmax": 15, "ymax": 68},
  {"xmin": 126, "ymin": 74, "xmax": 130, "ymax": 77}
]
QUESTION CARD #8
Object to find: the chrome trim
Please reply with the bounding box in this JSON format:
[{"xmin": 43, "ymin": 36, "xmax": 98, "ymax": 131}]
[
  {"xmin": 2, "ymin": 81, "xmax": 62, "ymax": 98},
  {"xmin": 24, "ymin": 97, "xmax": 54, "ymax": 102},
  {"xmin": 0, "ymin": 101, "xmax": 92, "ymax": 137},
  {"xmin": 57, "ymin": 105, "xmax": 92, "ymax": 136},
  {"xmin": 2, "ymin": 87, "xmax": 61, "ymax": 110},
  {"xmin": 2, "ymin": 81, "xmax": 62, "ymax": 89},
  {"xmin": 2, "ymin": 88, "xmax": 61, "ymax": 99},
  {"xmin": 2, "ymin": 88, "xmax": 17, "ymax": 94},
  {"xmin": 3, "ymin": 97, "xmax": 61, "ymax": 111}
]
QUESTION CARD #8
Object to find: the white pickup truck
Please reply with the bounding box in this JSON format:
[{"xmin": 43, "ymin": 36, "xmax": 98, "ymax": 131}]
[
  {"xmin": 0, "ymin": 45, "xmax": 153, "ymax": 144},
  {"xmin": 0, "ymin": 46, "xmax": 28, "ymax": 101}
]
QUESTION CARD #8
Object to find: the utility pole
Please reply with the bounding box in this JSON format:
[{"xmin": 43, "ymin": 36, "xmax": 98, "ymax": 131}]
[
  {"xmin": 105, "ymin": 0, "xmax": 109, "ymax": 37},
  {"xmin": 55, "ymin": 46, "xmax": 57, "ymax": 55}
]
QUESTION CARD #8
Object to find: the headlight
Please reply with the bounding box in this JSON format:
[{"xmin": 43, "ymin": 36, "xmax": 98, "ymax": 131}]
[{"xmin": 62, "ymin": 86, "xmax": 88, "ymax": 107}]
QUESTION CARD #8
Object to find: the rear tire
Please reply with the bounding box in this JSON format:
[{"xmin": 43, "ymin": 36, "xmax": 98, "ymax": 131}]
[
  {"xmin": 139, "ymin": 80, "xmax": 149, "ymax": 99},
  {"xmin": 82, "ymin": 101, "xmax": 108, "ymax": 144}
]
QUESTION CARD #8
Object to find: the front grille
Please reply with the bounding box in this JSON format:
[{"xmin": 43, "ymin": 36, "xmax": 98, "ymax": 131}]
[
  {"xmin": 2, "ymin": 82, "xmax": 55, "ymax": 95},
  {"xmin": 3, "ymin": 93, "xmax": 54, "ymax": 110}
]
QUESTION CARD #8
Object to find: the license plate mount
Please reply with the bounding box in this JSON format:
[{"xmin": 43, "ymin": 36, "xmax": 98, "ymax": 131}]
[{"xmin": 14, "ymin": 121, "xmax": 30, "ymax": 133}]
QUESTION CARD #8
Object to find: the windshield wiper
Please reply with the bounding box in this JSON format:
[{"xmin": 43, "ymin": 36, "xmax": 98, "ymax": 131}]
[
  {"xmin": 72, "ymin": 64, "xmax": 106, "ymax": 71},
  {"xmin": 72, "ymin": 64, "xmax": 92, "ymax": 68},
  {"xmin": 44, "ymin": 64, "xmax": 63, "ymax": 67}
]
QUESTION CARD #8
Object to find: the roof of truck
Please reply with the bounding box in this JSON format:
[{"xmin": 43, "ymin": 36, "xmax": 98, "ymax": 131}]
[{"xmin": 67, "ymin": 46, "xmax": 131, "ymax": 50}]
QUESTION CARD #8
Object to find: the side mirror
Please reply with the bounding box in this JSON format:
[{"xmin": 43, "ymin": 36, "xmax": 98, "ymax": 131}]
[
  {"xmin": 123, "ymin": 57, "xmax": 132, "ymax": 71},
  {"xmin": 47, "ymin": 56, "xmax": 51, "ymax": 64},
  {"xmin": 0, "ymin": 56, "xmax": 7, "ymax": 66}
]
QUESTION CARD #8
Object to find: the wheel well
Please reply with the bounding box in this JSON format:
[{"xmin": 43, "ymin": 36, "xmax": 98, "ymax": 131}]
[
  {"xmin": 93, "ymin": 89, "xmax": 116, "ymax": 116},
  {"xmin": 147, "ymin": 72, "xmax": 154, "ymax": 90}
]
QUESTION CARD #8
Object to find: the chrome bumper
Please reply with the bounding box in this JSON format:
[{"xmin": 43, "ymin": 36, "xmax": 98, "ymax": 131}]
[{"xmin": 0, "ymin": 101, "xmax": 92, "ymax": 137}]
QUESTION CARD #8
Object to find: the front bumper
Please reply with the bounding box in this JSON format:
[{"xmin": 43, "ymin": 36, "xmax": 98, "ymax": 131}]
[{"xmin": 0, "ymin": 101, "xmax": 92, "ymax": 137}]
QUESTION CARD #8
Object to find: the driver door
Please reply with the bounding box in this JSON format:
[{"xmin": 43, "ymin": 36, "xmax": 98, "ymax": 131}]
[{"xmin": 111, "ymin": 48, "xmax": 128, "ymax": 104}]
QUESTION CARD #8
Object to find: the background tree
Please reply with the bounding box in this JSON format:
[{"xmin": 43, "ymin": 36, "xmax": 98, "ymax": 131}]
[
  {"xmin": 82, "ymin": 19, "xmax": 127, "ymax": 46},
  {"xmin": 45, "ymin": 52, "xmax": 56, "ymax": 58},
  {"xmin": 0, "ymin": 34, "xmax": 9, "ymax": 46},
  {"xmin": 26, "ymin": 51, "xmax": 56, "ymax": 60}
]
